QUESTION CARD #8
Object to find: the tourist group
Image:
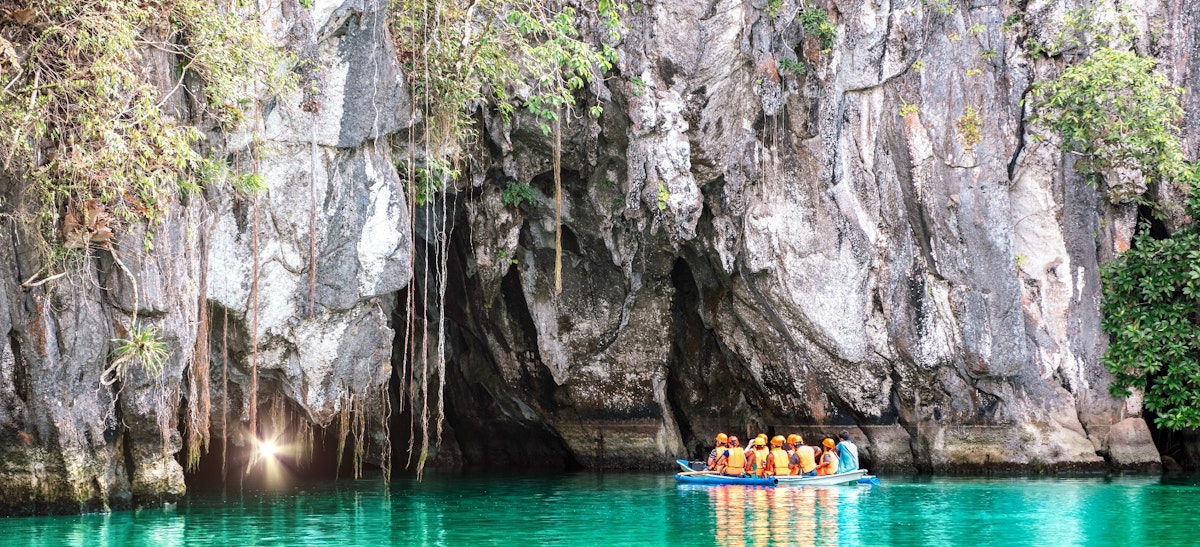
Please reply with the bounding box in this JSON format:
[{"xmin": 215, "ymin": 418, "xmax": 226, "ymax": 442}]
[{"xmin": 706, "ymin": 431, "xmax": 858, "ymax": 477}]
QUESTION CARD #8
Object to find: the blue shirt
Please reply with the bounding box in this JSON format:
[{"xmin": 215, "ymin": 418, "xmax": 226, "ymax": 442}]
[{"xmin": 836, "ymin": 440, "xmax": 859, "ymax": 472}]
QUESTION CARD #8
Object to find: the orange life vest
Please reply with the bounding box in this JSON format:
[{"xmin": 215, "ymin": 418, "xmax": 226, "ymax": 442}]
[
  {"xmin": 817, "ymin": 451, "xmax": 840, "ymax": 476},
  {"xmin": 751, "ymin": 447, "xmax": 770, "ymax": 477},
  {"xmin": 795, "ymin": 445, "xmax": 817, "ymax": 474},
  {"xmin": 770, "ymin": 447, "xmax": 791, "ymax": 475},
  {"xmin": 724, "ymin": 447, "xmax": 746, "ymax": 475}
]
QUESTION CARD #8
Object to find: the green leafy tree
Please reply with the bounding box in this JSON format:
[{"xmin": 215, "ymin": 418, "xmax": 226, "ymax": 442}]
[
  {"xmin": 1101, "ymin": 189, "xmax": 1200, "ymax": 430},
  {"xmin": 1035, "ymin": 46, "xmax": 1200, "ymax": 429},
  {"xmin": 1032, "ymin": 48, "xmax": 1185, "ymax": 190}
]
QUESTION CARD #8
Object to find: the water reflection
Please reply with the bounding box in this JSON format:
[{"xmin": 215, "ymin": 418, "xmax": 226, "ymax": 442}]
[
  {"xmin": 703, "ymin": 484, "xmax": 864, "ymax": 546},
  {"xmin": 7, "ymin": 474, "xmax": 1200, "ymax": 546}
]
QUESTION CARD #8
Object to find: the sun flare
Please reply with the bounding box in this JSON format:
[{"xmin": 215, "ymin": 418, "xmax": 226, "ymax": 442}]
[{"xmin": 259, "ymin": 440, "xmax": 278, "ymax": 459}]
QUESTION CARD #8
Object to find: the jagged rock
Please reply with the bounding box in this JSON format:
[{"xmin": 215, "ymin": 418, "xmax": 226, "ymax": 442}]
[{"xmin": 0, "ymin": 0, "xmax": 1187, "ymax": 515}]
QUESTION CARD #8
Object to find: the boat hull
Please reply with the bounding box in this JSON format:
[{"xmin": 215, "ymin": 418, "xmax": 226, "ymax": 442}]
[
  {"xmin": 673, "ymin": 459, "xmax": 876, "ymax": 487},
  {"xmin": 774, "ymin": 469, "xmax": 868, "ymax": 486},
  {"xmin": 674, "ymin": 473, "xmax": 779, "ymax": 486}
]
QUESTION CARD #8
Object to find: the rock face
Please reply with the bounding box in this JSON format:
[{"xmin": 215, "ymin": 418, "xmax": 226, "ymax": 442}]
[
  {"xmin": 1, "ymin": 0, "xmax": 1193, "ymax": 515},
  {"xmin": 440, "ymin": 0, "xmax": 1177, "ymax": 473}
]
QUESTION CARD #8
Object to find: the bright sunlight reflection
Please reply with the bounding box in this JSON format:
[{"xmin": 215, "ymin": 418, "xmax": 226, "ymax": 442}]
[{"xmin": 258, "ymin": 440, "xmax": 278, "ymax": 460}]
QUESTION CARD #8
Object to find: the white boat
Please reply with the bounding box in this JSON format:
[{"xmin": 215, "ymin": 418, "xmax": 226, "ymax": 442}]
[
  {"xmin": 774, "ymin": 469, "xmax": 869, "ymax": 485},
  {"xmin": 674, "ymin": 459, "xmax": 877, "ymax": 486}
]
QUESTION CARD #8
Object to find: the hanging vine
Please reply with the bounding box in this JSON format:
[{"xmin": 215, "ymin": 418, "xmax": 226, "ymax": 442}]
[{"xmin": 388, "ymin": 0, "xmax": 621, "ymax": 477}]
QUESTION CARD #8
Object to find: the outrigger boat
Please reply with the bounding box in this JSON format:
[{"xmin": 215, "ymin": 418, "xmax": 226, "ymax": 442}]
[{"xmin": 674, "ymin": 459, "xmax": 878, "ymax": 486}]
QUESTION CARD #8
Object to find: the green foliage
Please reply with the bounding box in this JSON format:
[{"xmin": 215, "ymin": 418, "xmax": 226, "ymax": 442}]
[
  {"xmin": 766, "ymin": 0, "xmax": 784, "ymax": 18},
  {"xmin": 1025, "ymin": 38, "xmax": 1047, "ymax": 57},
  {"xmin": 955, "ymin": 106, "xmax": 981, "ymax": 150},
  {"xmin": 928, "ymin": 0, "xmax": 956, "ymax": 16},
  {"xmin": 502, "ymin": 180, "xmax": 536, "ymax": 207},
  {"xmin": 1002, "ymin": 13, "xmax": 1024, "ymax": 33},
  {"xmin": 1054, "ymin": 5, "xmax": 1135, "ymax": 54},
  {"xmin": 1032, "ymin": 48, "xmax": 1185, "ymax": 188},
  {"xmin": 967, "ymin": 23, "xmax": 986, "ymax": 36},
  {"xmin": 656, "ymin": 181, "xmax": 669, "ymax": 211},
  {"xmin": 965, "ymin": 68, "xmax": 982, "ymax": 77},
  {"xmin": 1073, "ymin": 44, "xmax": 1200, "ymax": 430},
  {"xmin": 392, "ymin": 0, "xmax": 619, "ymax": 147},
  {"xmin": 0, "ymin": 0, "xmax": 285, "ymax": 259},
  {"xmin": 912, "ymin": 59, "xmax": 926, "ymax": 73},
  {"xmin": 403, "ymin": 158, "xmax": 458, "ymax": 207},
  {"xmin": 899, "ymin": 103, "xmax": 919, "ymax": 117},
  {"xmin": 777, "ymin": 58, "xmax": 806, "ymax": 76},
  {"xmin": 496, "ymin": 249, "xmax": 518, "ymax": 267},
  {"xmin": 798, "ymin": 7, "xmax": 836, "ymax": 51},
  {"xmin": 1101, "ymin": 205, "xmax": 1200, "ymax": 430},
  {"xmin": 109, "ymin": 324, "xmax": 171, "ymax": 381},
  {"xmin": 236, "ymin": 173, "xmax": 268, "ymax": 196},
  {"xmin": 631, "ymin": 76, "xmax": 647, "ymax": 97}
]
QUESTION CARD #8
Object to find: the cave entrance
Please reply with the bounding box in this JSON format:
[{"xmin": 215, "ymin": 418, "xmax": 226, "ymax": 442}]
[
  {"xmin": 382, "ymin": 216, "xmax": 581, "ymax": 473},
  {"xmin": 666, "ymin": 257, "xmax": 742, "ymax": 460},
  {"xmin": 182, "ymin": 396, "xmax": 360, "ymax": 492}
]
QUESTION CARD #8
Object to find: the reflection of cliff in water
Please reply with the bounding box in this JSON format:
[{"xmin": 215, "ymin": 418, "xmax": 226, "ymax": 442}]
[{"xmin": 705, "ymin": 485, "xmax": 863, "ymax": 546}]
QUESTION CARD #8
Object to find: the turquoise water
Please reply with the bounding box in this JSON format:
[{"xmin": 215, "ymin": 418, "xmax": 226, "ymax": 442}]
[{"xmin": 3, "ymin": 473, "xmax": 1199, "ymax": 546}]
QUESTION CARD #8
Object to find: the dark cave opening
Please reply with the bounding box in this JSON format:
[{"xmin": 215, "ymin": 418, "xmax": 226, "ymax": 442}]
[
  {"xmin": 666, "ymin": 257, "xmax": 741, "ymax": 461},
  {"xmin": 382, "ymin": 222, "xmax": 581, "ymax": 472}
]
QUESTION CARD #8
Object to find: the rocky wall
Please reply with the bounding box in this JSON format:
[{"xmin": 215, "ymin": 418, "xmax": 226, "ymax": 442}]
[{"xmin": 1, "ymin": 0, "xmax": 1193, "ymax": 515}]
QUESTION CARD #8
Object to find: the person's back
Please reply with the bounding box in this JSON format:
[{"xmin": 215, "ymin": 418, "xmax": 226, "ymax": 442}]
[
  {"xmin": 724, "ymin": 437, "xmax": 746, "ymax": 476},
  {"xmin": 817, "ymin": 438, "xmax": 839, "ymax": 476},
  {"xmin": 708, "ymin": 433, "xmax": 729, "ymax": 471},
  {"xmin": 750, "ymin": 445, "xmax": 770, "ymax": 477},
  {"xmin": 835, "ymin": 431, "xmax": 859, "ymax": 472},
  {"xmin": 793, "ymin": 444, "xmax": 817, "ymax": 475},
  {"xmin": 767, "ymin": 436, "xmax": 790, "ymax": 476}
]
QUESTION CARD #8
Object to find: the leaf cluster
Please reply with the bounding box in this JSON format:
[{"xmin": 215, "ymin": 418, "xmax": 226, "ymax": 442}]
[
  {"xmin": 1101, "ymin": 208, "xmax": 1200, "ymax": 430},
  {"xmin": 0, "ymin": 0, "xmax": 285, "ymax": 260},
  {"xmin": 797, "ymin": 6, "xmax": 835, "ymax": 51},
  {"xmin": 1032, "ymin": 48, "xmax": 1185, "ymax": 189},
  {"xmin": 109, "ymin": 324, "xmax": 171, "ymax": 381},
  {"xmin": 392, "ymin": 0, "xmax": 620, "ymax": 155},
  {"xmin": 955, "ymin": 106, "xmax": 981, "ymax": 150},
  {"xmin": 501, "ymin": 179, "xmax": 536, "ymax": 207}
]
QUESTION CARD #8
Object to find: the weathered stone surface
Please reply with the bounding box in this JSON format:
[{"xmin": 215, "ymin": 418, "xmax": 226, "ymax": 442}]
[
  {"xmin": 430, "ymin": 0, "xmax": 1171, "ymax": 473},
  {"xmin": 1105, "ymin": 418, "xmax": 1161, "ymax": 468},
  {"xmin": 5, "ymin": 0, "xmax": 1197, "ymax": 515}
]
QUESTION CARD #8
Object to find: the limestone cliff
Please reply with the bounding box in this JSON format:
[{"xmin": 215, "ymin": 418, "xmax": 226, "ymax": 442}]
[{"xmin": 0, "ymin": 0, "xmax": 1188, "ymax": 515}]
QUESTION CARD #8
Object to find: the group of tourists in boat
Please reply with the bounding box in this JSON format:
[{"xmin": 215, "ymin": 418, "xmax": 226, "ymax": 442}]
[{"xmin": 705, "ymin": 430, "xmax": 859, "ymax": 478}]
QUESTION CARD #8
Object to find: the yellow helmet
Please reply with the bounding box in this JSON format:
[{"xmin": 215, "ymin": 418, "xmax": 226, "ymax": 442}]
[
  {"xmin": 771, "ymin": 435, "xmax": 785, "ymax": 447},
  {"xmin": 787, "ymin": 434, "xmax": 802, "ymax": 445},
  {"xmin": 754, "ymin": 437, "xmax": 766, "ymax": 446},
  {"xmin": 716, "ymin": 432, "xmax": 729, "ymax": 443},
  {"xmin": 823, "ymin": 438, "xmax": 836, "ymax": 449},
  {"xmin": 756, "ymin": 433, "xmax": 767, "ymax": 441}
]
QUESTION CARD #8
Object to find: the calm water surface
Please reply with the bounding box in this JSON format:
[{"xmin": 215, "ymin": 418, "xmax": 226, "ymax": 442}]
[{"xmin": 4, "ymin": 473, "xmax": 1198, "ymax": 546}]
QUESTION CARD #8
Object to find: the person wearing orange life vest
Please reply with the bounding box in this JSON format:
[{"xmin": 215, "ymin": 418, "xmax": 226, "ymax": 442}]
[
  {"xmin": 789, "ymin": 435, "xmax": 818, "ymax": 476},
  {"xmin": 816, "ymin": 438, "xmax": 840, "ymax": 476},
  {"xmin": 707, "ymin": 433, "xmax": 729, "ymax": 472},
  {"xmin": 722, "ymin": 436, "xmax": 747, "ymax": 476},
  {"xmin": 765, "ymin": 435, "xmax": 792, "ymax": 476},
  {"xmin": 746, "ymin": 437, "xmax": 770, "ymax": 477}
]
